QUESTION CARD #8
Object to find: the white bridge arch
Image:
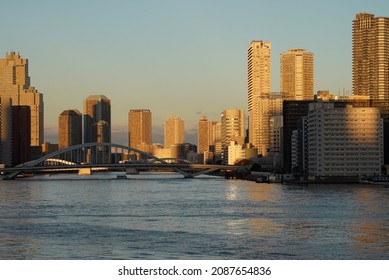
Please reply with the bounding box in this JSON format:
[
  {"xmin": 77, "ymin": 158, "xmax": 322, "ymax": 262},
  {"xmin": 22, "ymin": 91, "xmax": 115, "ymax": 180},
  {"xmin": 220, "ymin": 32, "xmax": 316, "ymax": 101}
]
[{"xmin": 2, "ymin": 142, "xmax": 242, "ymax": 180}]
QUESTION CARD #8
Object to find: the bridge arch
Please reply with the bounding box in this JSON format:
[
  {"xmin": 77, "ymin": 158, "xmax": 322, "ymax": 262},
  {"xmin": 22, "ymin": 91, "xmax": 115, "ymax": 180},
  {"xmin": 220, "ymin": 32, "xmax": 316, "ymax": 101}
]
[{"xmin": 22, "ymin": 142, "xmax": 168, "ymax": 168}]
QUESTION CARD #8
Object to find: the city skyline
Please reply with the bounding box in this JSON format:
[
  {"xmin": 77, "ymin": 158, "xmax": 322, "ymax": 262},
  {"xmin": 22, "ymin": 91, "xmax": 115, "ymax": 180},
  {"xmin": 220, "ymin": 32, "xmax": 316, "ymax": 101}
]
[{"xmin": 1, "ymin": 0, "xmax": 388, "ymax": 145}]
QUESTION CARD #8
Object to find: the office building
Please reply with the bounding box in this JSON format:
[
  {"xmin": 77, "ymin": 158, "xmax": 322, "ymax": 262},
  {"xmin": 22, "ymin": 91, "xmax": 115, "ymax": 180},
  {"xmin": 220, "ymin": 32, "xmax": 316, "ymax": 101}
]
[
  {"xmin": 84, "ymin": 95, "xmax": 111, "ymax": 143},
  {"xmin": 247, "ymin": 41, "xmax": 271, "ymax": 150},
  {"xmin": 353, "ymin": 13, "xmax": 389, "ymax": 100},
  {"xmin": 0, "ymin": 52, "xmax": 44, "ymax": 146},
  {"xmin": 128, "ymin": 109, "xmax": 152, "ymax": 153},
  {"xmin": 164, "ymin": 115, "xmax": 184, "ymax": 149},
  {"xmin": 58, "ymin": 109, "xmax": 82, "ymax": 149},
  {"xmin": 280, "ymin": 49, "xmax": 314, "ymax": 100}
]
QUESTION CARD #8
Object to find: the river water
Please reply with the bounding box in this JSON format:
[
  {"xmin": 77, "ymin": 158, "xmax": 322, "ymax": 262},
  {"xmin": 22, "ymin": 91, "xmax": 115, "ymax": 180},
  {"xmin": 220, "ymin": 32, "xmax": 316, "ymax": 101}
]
[{"xmin": 0, "ymin": 172, "xmax": 388, "ymax": 259}]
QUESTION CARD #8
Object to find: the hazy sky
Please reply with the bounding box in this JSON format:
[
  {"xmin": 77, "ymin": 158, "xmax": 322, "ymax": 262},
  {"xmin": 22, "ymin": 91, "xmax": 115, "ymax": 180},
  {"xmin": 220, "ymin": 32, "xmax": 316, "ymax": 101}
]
[{"xmin": 1, "ymin": 0, "xmax": 388, "ymax": 145}]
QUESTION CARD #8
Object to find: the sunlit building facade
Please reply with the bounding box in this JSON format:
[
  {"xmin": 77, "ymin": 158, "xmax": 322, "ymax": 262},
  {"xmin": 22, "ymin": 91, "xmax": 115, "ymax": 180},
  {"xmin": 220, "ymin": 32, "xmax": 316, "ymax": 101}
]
[
  {"xmin": 221, "ymin": 109, "xmax": 245, "ymax": 164},
  {"xmin": 247, "ymin": 41, "xmax": 271, "ymax": 150},
  {"xmin": 128, "ymin": 109, "xmax": 152, "ymax": 156},
  {"xmin": 280, "ymin": 48, "xmax": 314, "ymax": 100},
  {"xmin": 353, "ymin": 13, "xmax": 389, "ymax": 100},
  {"xmin": 0, "ymin": 52, "xmax": 44, "ymax": 146},
  {"xmin": 308, "ymin": 103, "xmax": 383, "ymax": 177},
  {"xmin": 164, "ymin": 115, "xmax": 184, "ymax": 149}
]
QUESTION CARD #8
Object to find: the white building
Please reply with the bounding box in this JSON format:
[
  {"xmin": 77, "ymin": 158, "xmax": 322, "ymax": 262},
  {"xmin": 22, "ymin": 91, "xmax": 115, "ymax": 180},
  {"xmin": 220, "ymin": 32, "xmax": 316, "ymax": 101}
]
[
  {"xmin": 227, "ymin": 141, "xmax": 245, "ymax": 165},
  {"xmin": 308, "ymin": 103, "xmax": 383, "ymax": 177}
]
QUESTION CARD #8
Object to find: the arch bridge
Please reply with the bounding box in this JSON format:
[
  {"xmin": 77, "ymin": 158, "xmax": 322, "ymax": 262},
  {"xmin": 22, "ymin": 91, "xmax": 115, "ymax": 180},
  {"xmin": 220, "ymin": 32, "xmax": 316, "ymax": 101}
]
[{"xmin": 1, "ymin": 142, "xmax": 243, "ymax": 180}]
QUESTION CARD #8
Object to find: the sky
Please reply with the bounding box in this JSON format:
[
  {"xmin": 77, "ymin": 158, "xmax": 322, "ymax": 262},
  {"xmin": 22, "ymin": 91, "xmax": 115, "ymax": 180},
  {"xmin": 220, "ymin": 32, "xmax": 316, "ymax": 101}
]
[{"xmin": 1, "ymin": 0, "xmax": 388, "ymax": 145}]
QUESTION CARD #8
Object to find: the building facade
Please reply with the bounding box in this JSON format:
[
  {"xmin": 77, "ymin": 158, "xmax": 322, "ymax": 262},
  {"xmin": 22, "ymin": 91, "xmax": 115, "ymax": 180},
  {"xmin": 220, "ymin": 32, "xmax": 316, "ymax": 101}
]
[
  {"xmin": 12, "ymin": 105, "xmax": 31, "ymax": 166},
  {"xmin": 253, "ymin": 92, "xmax": 284, "ymax": 156},
  {"xmin": 0, "ymin": 52, "xmax": 44, "ymax": 146},
  {"xmin": 247, "ymin": 41, "xmax": 271, "ymax": 150},
  {"xmin": 84, "ymin": 95, "xmax": 111, "ymax": 144},
  {"xmin": 280, "ymin": 48, "xmax": 314, "ymax": 100},
  {"xmin": 307, "ymin": 103, "xmax": 383, "ymax": 177},
  {"xmin": 128, "ymin": 109, "xmax": 152, "ymax": 155},
  {"xmin": 353, "ymin": 13, "xmax": 389, "ymax": 100},
  {"xmin": 0, "ymin": 97, "xmax": 12, "ymax": 166},
  {"xmin": 164, "ymin": 115, "xmax": 184, "ymax": 149},
  {"xmin": 221, "ymin": 109, "xmax": 245, "ymax": 164},
  {"xmin": 58, "ymin": 109, "xmax": 82, "ymax": 149}
]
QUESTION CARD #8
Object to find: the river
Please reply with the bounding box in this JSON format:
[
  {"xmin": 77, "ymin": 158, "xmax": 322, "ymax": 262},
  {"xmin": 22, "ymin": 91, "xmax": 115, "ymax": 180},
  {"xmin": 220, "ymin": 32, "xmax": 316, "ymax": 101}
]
[{"xmin": 0, "ymin": 172, "xmax": 388, "ymax": 259}]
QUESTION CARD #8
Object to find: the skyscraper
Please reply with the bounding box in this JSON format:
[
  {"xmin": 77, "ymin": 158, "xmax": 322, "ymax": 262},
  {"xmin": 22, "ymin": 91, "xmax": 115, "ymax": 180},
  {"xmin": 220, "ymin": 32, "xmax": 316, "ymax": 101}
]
[
  {"xmin": 0, "ymin": 52, "xmax": 44, "ymax": 146},
  {"xmin": 58, "ymin": 109, "xmax": 82, "ymax": 149},
  {"xmin": 353, "ymin": 13, "xmax": 389, "ymax": 99},
  {"xmin": 221, "ymin": 109, "xmax": 245, "ymax": 163},
  {"xmin": 84, "ymin": 95, "xmax": 111, "ymax": 143},
  {"xmin": 247, "ymin": 41, "xmax": 271, "ymax": 150},
  {"xmin": 128, "ymin": 109, "xmax": 152, "ymax": 157},
  {"xmin": 164, "ymin": 115, "xmax": 184, "ymax": 149},
  {"xmin": 280, "ymin": 49, "xmax": 314, "ymax": 100}
]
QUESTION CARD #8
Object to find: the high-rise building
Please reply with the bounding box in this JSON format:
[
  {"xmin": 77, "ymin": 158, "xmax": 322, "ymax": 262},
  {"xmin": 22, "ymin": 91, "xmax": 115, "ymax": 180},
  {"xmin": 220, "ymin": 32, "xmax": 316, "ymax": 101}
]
[
  {"xmin": 0, "ymin": 52, "xmax": 44, "ymax": 146},
  {"xmin": 280, "ymin": 49, "xmax": 314, "ymax": 100},
  {"xmin": 247, "ymin": 41, "xmax": 271, "ymax": 150},
  {"xmin": 0, "ymin": 97, "xmax": 12, "ymax": 166},
  {"xmin": 221, "ymin": 109, "xmax": 245, "ymax": 164},
  {"xmin": 164, "ymin": 115, "xmax": 184, "ymax": 149},
  {"xmin": 12, "ymin": 106, "xmax": 31, "ymax": 166},
  {"xmin": 353, "ymin": 13, "xmax": 389, "ymax": 99},
  {"xmin": 128, "ymin": 109, "xmax": 152, "ymax": 150},
  {"xmin": 253, "ymin": 92, "xmax": 284, "ymax": 156},
  {"xmin": 58, "ymin": 109, "xmax": 82, "ymax": 149},
  {"xmin": 197, "ymin": 116, "xmax": 217, "ymax": 155},
  {"xmin": 84, "ymin": 95, "xmax": 111, "ymax": 143}
]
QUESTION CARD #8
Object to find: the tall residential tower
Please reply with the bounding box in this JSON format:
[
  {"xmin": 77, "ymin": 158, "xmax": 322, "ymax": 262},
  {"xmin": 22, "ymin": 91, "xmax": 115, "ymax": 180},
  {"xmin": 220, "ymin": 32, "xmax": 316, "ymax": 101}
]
[
  {"xmin": 280, "ymin": 48, "xmax": 314, "ymax": 100},
  {"xmin": 353, "ymin": 13, "xmax": 389, "ymax": 99},
  {"xmin": 247, "ymin": 41, "xmax": 271, "ymax": 151}
]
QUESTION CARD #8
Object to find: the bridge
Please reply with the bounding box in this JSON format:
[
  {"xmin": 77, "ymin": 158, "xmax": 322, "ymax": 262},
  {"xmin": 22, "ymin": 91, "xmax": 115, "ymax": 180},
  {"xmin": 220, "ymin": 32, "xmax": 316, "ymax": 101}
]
[{"xmin": 0, "ymin": 142, "xmax": 245, "ymax": 180}]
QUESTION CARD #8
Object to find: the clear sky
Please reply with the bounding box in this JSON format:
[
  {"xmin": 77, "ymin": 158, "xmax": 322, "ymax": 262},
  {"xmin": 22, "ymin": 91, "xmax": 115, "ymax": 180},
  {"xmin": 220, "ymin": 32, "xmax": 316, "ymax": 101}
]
[{"xmin": 1, "ymin": 0, "xmax": 388, "ymax": 145}]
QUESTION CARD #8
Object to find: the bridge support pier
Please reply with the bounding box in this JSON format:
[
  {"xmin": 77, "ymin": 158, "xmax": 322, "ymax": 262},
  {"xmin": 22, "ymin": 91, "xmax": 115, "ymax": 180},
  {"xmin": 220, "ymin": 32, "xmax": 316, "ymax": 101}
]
[
  {"xmin": 126, "ymin": 167, "xmax": 139, "ymax": 175},
  {"xmin": 78, "ymin": 168, "xmax": 92, "ymax": 176}
]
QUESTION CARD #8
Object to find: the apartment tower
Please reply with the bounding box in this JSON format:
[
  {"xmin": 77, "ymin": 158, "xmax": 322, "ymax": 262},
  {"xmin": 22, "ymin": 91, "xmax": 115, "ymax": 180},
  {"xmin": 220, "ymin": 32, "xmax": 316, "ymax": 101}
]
[
  {"xmin": 280, "ymin": 49, "xmax": 314, "ymax": 100},
  {"xmin": 353, "ymin": 13, "xmax": 389, "ymax": 99},
  {"xmin": 247, "ymin": 41, "xmax": 271, "ymax": 152}
]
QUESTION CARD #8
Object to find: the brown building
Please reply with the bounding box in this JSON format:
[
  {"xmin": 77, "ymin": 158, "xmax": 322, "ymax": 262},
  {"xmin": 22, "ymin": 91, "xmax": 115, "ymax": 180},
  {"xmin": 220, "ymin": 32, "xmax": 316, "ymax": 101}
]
[
  {"xmin": 280, "ymin": 49, "xmax": 314, "ymax": 100},
  {"xmin": 128, "ymin": 109, "xmax": 152, "ymax": 151},
  {"xmin": 58, "ymin": 109, "xmax": 82, "ymax": 149},
  {"xmin": 12, "ymin": 105, "xmax": 31, "ymax": 166},
  {"xmin": 164, "ymin": 115, "xmax": 184, "ymax": 149},
  {"xmin": 84, "ymin": 95, "xmax": 111, "ymax": 143},
  {"xmin": 353, "ymin": 13, "xmax": 389, "ymax": 100}
]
